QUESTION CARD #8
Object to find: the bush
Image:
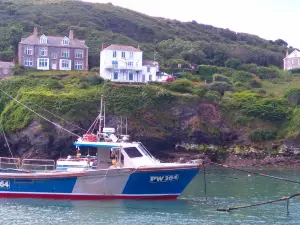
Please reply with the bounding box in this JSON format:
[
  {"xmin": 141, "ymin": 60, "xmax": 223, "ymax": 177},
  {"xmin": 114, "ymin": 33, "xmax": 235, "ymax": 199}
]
[
  {"xmin": 249, "ymin": 130, "xmax": 276, "ymax": 142},
  {"xmin": 242, "ymin": 98, "xmax": 291, "ymax": 122},
  {"xmin": 250, "ymin": 76, "xmax": 262, "ymax": 88},
  {"xmin": 81, "ymin": 75, "xmax": 104, "ymax": 85},
  {"xmin": 78, "ymin": 82, "xmax": 89, "ymax": 89},
  {"xmin": 290, "ymin": 68, "xmax": 300, "ymax": 74},
  {"xmin": 90, "ymin": 67, "xmax": 99, "ymax": 72},
  {"xmin": 232, "ymin": 71, "xmax": 253, "ymax": 83},
  {"xmin": 225, "ymin": 58, "xmax": 242, "ymax": 70},
  {"xmin": 44, "ymin": 79, "xmax": 64, "ymax": 89},
  {"xmin": 284, "ymin": 88, "xmax": 300, "ymax": 106},
  {"xmin": 197, "ymin": 65, "xmax": 232, "ymax": 82},
  {"xmin": 204, "ymin": 90, "xmax": 221, "ymax": 103},
  {"xmin": 195, "ymin": 85, "xmax": 207, "ymax": 97},
  {"xmin": 208, "ymin": 81, "xmax": 232, "ymax": 96},
  {"xmin": 213, "ymin": 74, "xmax": 231, "ymax": 83},
  {"xmin": 169, "ymin": 79, "xmax": 193, "ymax": 93}
]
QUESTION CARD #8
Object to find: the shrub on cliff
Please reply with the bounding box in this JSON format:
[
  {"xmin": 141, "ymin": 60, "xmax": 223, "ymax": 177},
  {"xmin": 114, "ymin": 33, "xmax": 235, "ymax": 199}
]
[
  {"xmin": 232, "ymin": 71, "xmax": 253, "ymax": 83},
  {"xmin": 212, "ymin": 74, "xmax": 231, "ymax": 83},
  {"xmin": 225, "ymin": 58, "xmax": 242, "ymax": 70},
  {"xmin": 204, "ymin": 90, "xmax": 221, "ymax": 103},
  {"xmin": 248, "ymin": 130, "xmax": 276, "ymax": 142},
  {"xmin": 208, "ymin": 81, "xmax": 232, "ymax": 96},
  {"xmin": 284, "ymin": 88, "xmax": 300, "ymax": 106},
  {"xmin": 168, "ymin": 79, "xmax": 193, "ymax": 93}
]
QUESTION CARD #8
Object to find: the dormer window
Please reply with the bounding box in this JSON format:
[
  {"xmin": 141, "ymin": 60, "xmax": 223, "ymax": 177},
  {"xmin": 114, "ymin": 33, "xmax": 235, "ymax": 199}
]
[
  {"xmin": 39, "ymin": 35, "xmax": 47, "ymax": 44},
  {"xmin": 62, "ymin": 37, "xmax": 69, "ymax": 45}
]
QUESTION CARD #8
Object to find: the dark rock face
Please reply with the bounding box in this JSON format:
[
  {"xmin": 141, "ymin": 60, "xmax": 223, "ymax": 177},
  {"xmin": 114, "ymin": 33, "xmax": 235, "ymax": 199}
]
[{"xmin": 2, "ymin": 101, "xmax": 238, "ymax": 160}]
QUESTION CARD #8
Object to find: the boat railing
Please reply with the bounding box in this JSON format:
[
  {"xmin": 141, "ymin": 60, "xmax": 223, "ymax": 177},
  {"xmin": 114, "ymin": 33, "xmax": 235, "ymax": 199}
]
[
  {"xmin": 21, "ymin": 159, "xmax": 56, "ymax": 171},
  {"xmin": 0, "ymin": 157, "xmax": 20, "ymax": 169}
]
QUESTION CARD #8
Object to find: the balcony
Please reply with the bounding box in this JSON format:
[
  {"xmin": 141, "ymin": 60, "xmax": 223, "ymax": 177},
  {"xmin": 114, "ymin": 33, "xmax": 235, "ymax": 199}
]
[{"xmin": 104, "ymin": 63, "xmax": 142, "ymax": 71}]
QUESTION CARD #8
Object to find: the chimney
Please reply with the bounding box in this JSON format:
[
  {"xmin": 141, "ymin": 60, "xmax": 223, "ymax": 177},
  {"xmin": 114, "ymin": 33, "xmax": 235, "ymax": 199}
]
[
  {"xmin": 101, "ymin": 43, "xmax": 104, "ymax": 51},
  {"xmin": 137, "ymin": 45, "xmax": 140, "ymax": 49},
  {"xmin": 286, "ymin": 49, "xmax": 289, "ymax": 57},
  {"xmin": 69, "ymin": 30, "xmax": 74, "ymax": 40},
  {"xmin": 33, "ymin": 27, "xmax": 38, "ymax": 37}
]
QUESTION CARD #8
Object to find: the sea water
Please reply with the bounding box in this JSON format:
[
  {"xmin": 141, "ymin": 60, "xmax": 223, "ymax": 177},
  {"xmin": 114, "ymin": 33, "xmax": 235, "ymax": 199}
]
[{"xmin": 1, "ymin": 167, "xmax": 300, "ymax": 225}]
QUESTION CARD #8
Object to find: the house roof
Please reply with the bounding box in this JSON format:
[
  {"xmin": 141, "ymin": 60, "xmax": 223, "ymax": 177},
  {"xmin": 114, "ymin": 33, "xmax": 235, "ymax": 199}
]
[
  {"xmin": 142, "ymin": 60, "xmax": 159, "ymax": 67},
  {"xmin": 0, "ymin": 61, "xmax": 14, "ymax": 69},
  {"xmin": 20, "ymin": 34, "xmax": 88, "ymax": 49},
  {"xmin": 284, "ymin": 50, "xmax": 300, "ymax": 60},
  {"xmin": 103, "ymin": 44, "xmax": 141, "ymax": 52}
]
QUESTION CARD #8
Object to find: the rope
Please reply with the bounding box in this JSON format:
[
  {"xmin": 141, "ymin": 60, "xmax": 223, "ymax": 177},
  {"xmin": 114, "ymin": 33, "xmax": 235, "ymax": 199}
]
[
  {"xmin": 217, "ymin": 193, "xmax": 300, "ymax": 214},
  {"xmin": 27, "ymin": 100, "xmax": 86, "ymax": 132},
  {"xmin": 0, "ymin": 87, "xmax": 80, "ymax": 138},
  {"xmin": 203, "ymin": 164, "xmax": 207, "ymax": 202},
  {"xmin": 209, "ymin": 162, "xmax": 300, "ymax": 185}
]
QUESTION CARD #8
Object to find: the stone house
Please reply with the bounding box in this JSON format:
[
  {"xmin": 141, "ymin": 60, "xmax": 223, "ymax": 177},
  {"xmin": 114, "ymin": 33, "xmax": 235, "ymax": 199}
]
[
  {"xmin": 18, "ymin": 27, "xmax": 88, "ymax": 71},
  {"xmin": 0, "ymin": 61, "xmax": 14, "ymax": 78}
]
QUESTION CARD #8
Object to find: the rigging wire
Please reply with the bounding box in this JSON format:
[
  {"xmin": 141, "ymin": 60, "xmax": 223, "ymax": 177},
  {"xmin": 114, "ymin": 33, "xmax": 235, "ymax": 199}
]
[
  {"xmin": 0, "ymin": 123, "xmax": 14, "ymax": 159},
  {"xmin": 25, "ymin": 100, "xmax": 86, "ymax": 132},
  {"xmin": 0, "ymin": 87, "xmax": 80, "ymax": 138}
]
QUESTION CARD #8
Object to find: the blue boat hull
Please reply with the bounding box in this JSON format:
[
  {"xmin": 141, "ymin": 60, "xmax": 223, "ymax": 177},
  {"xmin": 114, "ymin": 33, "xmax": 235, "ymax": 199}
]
[{"xmin": 0, "ymin": 166, "xmax": 200, "ymax": 200}]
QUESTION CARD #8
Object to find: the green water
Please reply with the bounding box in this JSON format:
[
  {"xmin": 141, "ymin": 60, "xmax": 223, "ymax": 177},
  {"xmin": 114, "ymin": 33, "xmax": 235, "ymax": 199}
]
[{"xmin": 1, "ymin": 167, "xmax": 300, "ymax": 225}]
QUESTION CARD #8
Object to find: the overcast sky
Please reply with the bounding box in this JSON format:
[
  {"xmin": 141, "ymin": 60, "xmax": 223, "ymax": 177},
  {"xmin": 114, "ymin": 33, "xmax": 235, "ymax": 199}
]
[{"xmin": 82, "ymin": 0, "xmax": 299, "ymax": 48}]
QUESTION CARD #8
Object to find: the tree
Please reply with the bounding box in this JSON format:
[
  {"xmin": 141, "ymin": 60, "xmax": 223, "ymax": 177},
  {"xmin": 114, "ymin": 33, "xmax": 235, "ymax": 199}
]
[{"xmin": 274, "ymin": 39, "xmax": 288, "ymax": 47}]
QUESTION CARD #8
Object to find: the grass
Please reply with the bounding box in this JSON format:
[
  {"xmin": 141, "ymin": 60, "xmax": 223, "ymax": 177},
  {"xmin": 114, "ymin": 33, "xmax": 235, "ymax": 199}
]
[{"xmin": 262, "ymin": 75, "xmax": 300, "ymax": 97}]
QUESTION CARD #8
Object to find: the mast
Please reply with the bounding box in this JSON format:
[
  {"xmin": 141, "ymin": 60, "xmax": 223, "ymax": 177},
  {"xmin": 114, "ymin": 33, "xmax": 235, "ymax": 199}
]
[{"xmin": 99, "ymin": 95, "xmax": 103, "ymax": 133}]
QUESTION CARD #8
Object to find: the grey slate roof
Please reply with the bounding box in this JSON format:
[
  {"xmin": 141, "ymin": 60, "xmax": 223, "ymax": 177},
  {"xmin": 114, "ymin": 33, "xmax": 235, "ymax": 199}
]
[
  {"xmin": 142, "ymin": 60, "xmax": 158, "ymax": 66},
  {"xmin": 104, "ymin": 44, "xmax": 141, "ymax": 52},
  {"xmin": 20, "ymin": 34, "xmax": 88, "ymax": 48}
]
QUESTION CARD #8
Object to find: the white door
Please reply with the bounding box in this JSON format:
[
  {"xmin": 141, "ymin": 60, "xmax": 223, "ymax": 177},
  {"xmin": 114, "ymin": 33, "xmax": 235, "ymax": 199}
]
[
  {"xmin": 142, "ymin": 75, "xmax": 146, "ymax": 83},
  {"xmin": 52, "ymin": 62, "xmax": 57, "ymax": 70}
]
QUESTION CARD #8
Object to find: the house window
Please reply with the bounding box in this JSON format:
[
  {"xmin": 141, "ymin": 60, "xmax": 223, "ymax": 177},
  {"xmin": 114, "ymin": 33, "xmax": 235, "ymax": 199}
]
[
  {"xmin": 149, "ymin": 75, "xmax": 152, "ymax": 81},
  {"xmin": 129, "ymin": 72, "xmax": 133, "ymax": 81},
  {"xmin": 112, "ymin": 60, "xmax": 118, "ymax": 68},
  {"xmin": 61, "ymin": 59, "xmax": 70, "ymax": 69},
  {"xmin": 75, "ymin": 50, "xmax": 83, "ymax": 58},
  {"xmin": 113, "ymin": 51, "xmax": 117, "ymax": 58},
  {"xmin": 25, "ymin": 47, "xmax": 33, "ymax": 55},
  {"xmin": 51, "ymin": 53, "xmax": 57, "ymax": 59},
  {"xmin": 113, "ymin": 72, "xmax": 118, "ymax": 80},
  {"xmin": 75, "ymin": 61, "xmax": 83, "ymax": 70},
  {"xmin": 128, "ymin": 62, "xmax": 133, "ymax": 68},
  {"xmin": 62, "ymin": 37, "xmax": 69, "ymax": 45},
  {"xmin": 147, "ymin": 66, "xmax": 150, "ymax": 72},
  {"xmin": 61, "ymin": 49, "xmax": 69, "ymax": 58},
  {"xmin": 38, "ymin": 58, "xmax": 48, "ymax": 68},
  {"xmin": 40, "ymin": 47, "xmax": 47, "ymax": 56},
  {"xmin": 24, "ymin": 58, "xmax": 33, "ymax": 67},
  {"xmin": 39, "ymin": 35, "xmax": 47, "ymax": 44},
  {"xmin": 129, "ymin": 52, "xmax": 133, "ymax": 59},
  {"xmin": 121, "ymin": 51, "xmax": 125, "ymax": 58}
]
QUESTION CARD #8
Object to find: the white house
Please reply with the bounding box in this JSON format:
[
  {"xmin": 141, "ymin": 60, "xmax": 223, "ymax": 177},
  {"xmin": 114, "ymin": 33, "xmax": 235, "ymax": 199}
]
[
  {"xmin": 142, "ymin": 60, "xmax": 160, "ymax": 82},
  {"xmin": 283, "ymin": 49, "xmax": 300, "ymax": 70},
  {"xmin": 100, "ymin": 44, "xmax": 161, "ymax": 83},
  {"xmin": 100, "ymin": 44, "xmax": 144, "ymax": 82}
]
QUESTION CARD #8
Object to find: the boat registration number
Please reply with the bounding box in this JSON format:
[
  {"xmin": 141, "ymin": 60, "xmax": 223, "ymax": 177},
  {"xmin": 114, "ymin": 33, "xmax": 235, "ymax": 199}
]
[
  {"xmin": 0, "ymin": 180, "xmax": 10, "ymax": 188},
  {"xmin": 150, "ymin": 174, "xmax": 179, "ymax": 183}
]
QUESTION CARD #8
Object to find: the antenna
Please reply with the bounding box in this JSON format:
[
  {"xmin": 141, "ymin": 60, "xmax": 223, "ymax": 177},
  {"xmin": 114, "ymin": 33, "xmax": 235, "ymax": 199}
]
[
  {"xmin": 120, "ymin": 116, "xmax": 123, "ymax": 136},
  {"xmin": 126, "ymin": 117, "xmax": 128, "ymax": 135},
  {"xmin": 103, "ymin": 100, "xmax": 106, "ymax": 128}
]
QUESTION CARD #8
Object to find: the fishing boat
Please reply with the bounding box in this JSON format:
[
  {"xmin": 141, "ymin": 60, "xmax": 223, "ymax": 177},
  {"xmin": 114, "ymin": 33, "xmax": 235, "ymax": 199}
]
[{"xmin": 0, "ymin": 95, "xmax": 201, "ymax": 200}]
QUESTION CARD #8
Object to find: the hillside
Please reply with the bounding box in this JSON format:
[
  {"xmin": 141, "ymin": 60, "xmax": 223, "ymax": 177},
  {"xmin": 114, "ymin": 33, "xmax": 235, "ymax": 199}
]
[{"xmin": 0, "ymin": 0, "xmax": 292, "ymax": 69}]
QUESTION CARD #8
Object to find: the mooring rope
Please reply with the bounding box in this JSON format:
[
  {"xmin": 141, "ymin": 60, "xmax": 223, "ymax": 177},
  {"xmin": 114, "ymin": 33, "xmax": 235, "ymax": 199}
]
[
  {"xmin": 217, "ymin": 193, "xmax": 300, "ymax": 215},
  {"xmin": 209, "ymin": 162, "xmax": 300, "ymax": 185},
  {"xmin": 0, "ymin": 87, "xmax": 80, "ymax": 138}
]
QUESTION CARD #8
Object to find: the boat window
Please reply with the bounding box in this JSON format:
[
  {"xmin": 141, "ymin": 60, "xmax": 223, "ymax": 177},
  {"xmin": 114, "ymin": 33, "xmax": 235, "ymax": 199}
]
[
  {"xmin": 123, "ymin": 147, "xmax": 143, "ymax": 158},
  {"xmin": 138, "ymin": 144, "xmax": 154, "ymax": 158}
]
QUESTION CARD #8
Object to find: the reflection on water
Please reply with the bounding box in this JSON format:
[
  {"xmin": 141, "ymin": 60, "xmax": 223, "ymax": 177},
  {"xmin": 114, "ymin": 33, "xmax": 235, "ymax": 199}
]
[{"xmin": 1, "ymin": 167, "xmax": 300, "ymax": 225}]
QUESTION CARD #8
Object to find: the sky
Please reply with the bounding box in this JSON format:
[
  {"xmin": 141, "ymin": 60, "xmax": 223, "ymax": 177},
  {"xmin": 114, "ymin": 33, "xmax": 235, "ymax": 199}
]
[{"xmin": 82, "ymin": 0, "xmax": 300, "ymax": 48}]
